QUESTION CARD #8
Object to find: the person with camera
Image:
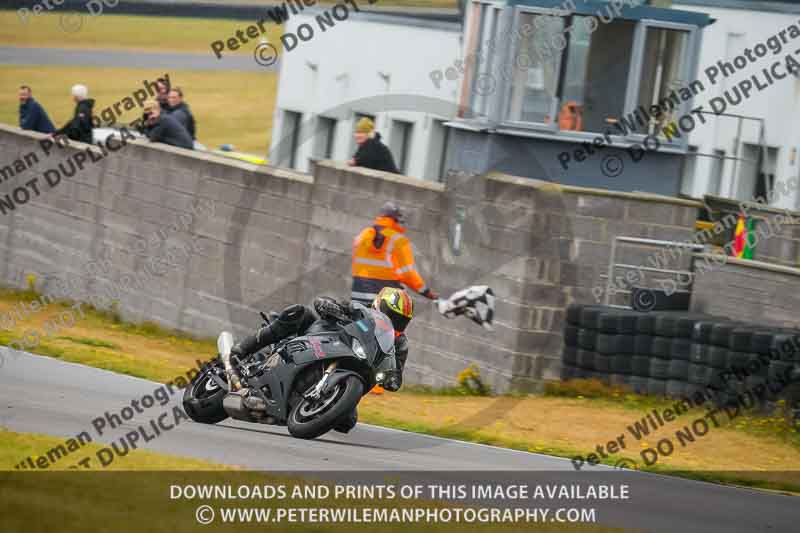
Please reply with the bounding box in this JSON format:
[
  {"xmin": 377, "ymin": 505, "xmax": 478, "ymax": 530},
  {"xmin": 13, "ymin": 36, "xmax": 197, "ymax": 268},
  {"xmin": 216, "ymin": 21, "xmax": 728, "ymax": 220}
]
[{"xmin": 140, "ymin": 100, "xmax": 194, "ymax": 150}]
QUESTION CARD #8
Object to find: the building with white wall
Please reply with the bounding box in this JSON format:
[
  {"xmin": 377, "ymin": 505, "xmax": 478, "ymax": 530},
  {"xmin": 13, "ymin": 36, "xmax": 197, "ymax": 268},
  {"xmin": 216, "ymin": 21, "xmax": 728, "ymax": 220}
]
[
  {"xmin": 673, "ymin": 0, "xmax": 800, "ymax": 209},
  {"xmin": 270, "ymin": 9, "xmax": 463, "ymax": 181},
  {"xmin": 271, "ymin": 1, "xmax": 800, "ymax": 209}
]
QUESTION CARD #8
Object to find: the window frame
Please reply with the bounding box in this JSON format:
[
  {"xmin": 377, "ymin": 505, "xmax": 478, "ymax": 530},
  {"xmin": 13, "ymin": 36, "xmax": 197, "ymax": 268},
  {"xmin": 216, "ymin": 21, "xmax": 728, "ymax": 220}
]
[
  {"xmin": 389, "ymin": 119, "xmax": 415, "ymax": 175},
  {"xmin": 623, "ymin": 19, "xmax": 699, "ymax": 148},
  {"xmin": 458, "ymin": 2, "xmax": 703, "ymax": 154},
  {"xmin": 312, "ymin": 115, "xmax": 338, "ymax": 161},
  {"xmin": 461, "ymin": 0, "xmax": 508, "ymax": 123},
  {"xmin": 500, "ymin": 5, "xmax": 566, "ymax": 132},
  {"xmin": 279, "ymin": 109, "xmax": 303, "ymax": 170}
]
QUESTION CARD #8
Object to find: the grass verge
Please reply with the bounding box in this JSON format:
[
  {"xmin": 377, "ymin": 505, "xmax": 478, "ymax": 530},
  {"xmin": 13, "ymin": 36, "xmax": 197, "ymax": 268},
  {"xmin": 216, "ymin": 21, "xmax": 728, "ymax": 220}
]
[
  {"xmin": 0, "ymin": 287, "xmax": 798, "ymax": 493},
  {"xmin": 1, "ymin": 12, "xmax": 285, "ymax": 54},
  {"xmin": 0, "ymin": 429, "xmax": 637, "ymax": 532},
  {"xmin": 0, "ymin": 428, "xmax": 230, "ymax": 471}
]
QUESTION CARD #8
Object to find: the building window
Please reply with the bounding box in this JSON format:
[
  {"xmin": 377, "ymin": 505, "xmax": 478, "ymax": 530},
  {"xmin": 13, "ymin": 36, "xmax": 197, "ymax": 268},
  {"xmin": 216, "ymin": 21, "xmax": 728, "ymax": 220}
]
[
  {"xmin": 313, "ymin": 116, "xmax": 337, "ymax": 160},
  {"xmin": 390, "ymin": 120, "xmax": 414, "ymax": 175},
  {"xmin": 506, "ymin": 13, "xmax": 565, "ymax": 125},
  {"xmin": 680, "ymin": 145, "xmax": 698, "ymax": 196},
  {"xmin": 425, "ymin": 120, "xmax": 451, "ymax": 181},
  {"xmin": 504, "ymin": 14, "xmax": 639, "ymax": 132},
  {"xmin": 279, "ymin": 110, "xmax": 302, "ymax": 169},
  {"xmin": 563, "ymin": 17, "xmax": 636, "ymax": 133},
  {"xmin": 708, "ymin": 149, "xmax": 725, "ymax": 196},
  {"xmin": 460, "ymin": 1, "xmax": 704, "ymax": 148},
  {"xmin": 636, "ymin": 26, "xmax": 691, "ymax": 138}
]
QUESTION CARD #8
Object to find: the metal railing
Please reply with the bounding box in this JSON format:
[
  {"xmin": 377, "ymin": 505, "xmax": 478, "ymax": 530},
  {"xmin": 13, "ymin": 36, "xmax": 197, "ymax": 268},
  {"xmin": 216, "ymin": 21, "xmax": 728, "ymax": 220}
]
[{"xmin": 601, "ymin": 236, "xmax": 706, "ymax": 309}]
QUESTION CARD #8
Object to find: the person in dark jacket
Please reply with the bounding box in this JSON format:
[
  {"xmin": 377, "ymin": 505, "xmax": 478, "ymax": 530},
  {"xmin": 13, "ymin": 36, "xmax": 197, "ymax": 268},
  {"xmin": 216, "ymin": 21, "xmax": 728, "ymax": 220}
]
[
  {"xmin": 347, "ymin": 117, "xmax": 400, "ymax": 174},
  {"xmin": 141, "ymin": 100, "xmax": 194, "ymax": 150},
  {"xmin": 54, "ymin": 84, "xmax": 94, "ymax": 143},
  {"xmin": 156, "ymin": 77, "xmax": 171, "ymax": 111},
  {"xmin": 167, "ymin": 87, "xmax": 196, "ymax": 140},
  {"xmin": 19, "ymin": 86, "xmax": 55, "ymax": 134}
]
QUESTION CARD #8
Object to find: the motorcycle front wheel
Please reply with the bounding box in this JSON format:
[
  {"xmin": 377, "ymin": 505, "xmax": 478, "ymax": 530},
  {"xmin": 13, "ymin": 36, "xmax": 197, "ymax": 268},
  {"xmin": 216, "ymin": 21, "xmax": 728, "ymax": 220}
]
[
  {"xmin": 287, "ymin": 376, "xmax": 364, "ymax": 439},
  {"xmin": 182, "ymin": 363, "xmax": 229, "ymax": 424}
]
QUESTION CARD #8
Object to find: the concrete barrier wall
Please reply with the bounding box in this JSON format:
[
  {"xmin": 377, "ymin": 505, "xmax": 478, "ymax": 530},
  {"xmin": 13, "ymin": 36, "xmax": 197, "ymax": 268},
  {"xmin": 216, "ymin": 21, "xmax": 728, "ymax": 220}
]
[
  {"xmin": 0, "ymin": 125, "xmax": 701, "ymax": 392},
  {"xmin": 690, "ymin": 255, "xmax": 800, "ymax": 329}
]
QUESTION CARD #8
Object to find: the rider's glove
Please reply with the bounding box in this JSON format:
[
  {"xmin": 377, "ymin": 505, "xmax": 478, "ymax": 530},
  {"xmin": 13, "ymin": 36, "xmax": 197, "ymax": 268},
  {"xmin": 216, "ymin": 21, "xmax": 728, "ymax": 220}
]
[
  {"xmin": 421, "ymin": 288, "xmax": 439, "ymax": 300},
  {"xmin": 384, "ymin": 373, "xmax": 402, "ymax": 392},
  {"xmin": 314, "ymin": 296, "xmax": 350, "ymax": 322},
  {"xmin": 230, "ymin": 343, "xmax": 245, "ymax": 359}
]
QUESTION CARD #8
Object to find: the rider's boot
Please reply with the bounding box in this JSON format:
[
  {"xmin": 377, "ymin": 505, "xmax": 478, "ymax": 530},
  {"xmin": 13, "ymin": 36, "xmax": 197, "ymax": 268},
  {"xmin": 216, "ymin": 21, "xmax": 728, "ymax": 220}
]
[{"xmin": 384, "ymin": 335, "xmax": 408, "ymax": 392}]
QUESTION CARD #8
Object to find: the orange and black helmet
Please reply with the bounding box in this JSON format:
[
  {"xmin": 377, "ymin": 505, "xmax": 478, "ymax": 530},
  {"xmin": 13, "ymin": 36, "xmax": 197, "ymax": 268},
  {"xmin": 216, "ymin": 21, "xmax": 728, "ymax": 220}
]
[{"xmin": 372, "ymin": 287, "xmax": 414, "ymax": 333}]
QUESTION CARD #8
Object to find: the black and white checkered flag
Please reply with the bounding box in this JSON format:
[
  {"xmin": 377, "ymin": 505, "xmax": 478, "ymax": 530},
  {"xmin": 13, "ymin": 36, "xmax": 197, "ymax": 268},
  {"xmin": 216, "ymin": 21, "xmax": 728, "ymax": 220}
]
[{"xmin": 436, "ymin": 285, "xmax": 495, "ymax": 330}]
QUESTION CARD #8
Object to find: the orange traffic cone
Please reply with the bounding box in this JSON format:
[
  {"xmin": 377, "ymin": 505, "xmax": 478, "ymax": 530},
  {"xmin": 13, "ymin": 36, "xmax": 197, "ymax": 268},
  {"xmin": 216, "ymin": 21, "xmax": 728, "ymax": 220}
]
[{"xmin": 370, "ymin": 384, "xmax": 385, "ymax": 395}]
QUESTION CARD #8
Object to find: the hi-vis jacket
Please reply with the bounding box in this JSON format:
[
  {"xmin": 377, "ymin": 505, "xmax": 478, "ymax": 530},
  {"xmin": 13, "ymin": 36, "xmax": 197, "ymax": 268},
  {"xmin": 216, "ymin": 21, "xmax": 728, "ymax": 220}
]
[{"xmin": 351, "ymin": 216, "xmax": 428, "ymax": 303}]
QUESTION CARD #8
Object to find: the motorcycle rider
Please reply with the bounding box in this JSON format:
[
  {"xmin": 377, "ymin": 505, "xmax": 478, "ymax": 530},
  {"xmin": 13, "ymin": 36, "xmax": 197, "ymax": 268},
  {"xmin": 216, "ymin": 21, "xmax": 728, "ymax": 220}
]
[{"xmin": 229, "ymin": 287, "xmax": 415, "ymax": 431}]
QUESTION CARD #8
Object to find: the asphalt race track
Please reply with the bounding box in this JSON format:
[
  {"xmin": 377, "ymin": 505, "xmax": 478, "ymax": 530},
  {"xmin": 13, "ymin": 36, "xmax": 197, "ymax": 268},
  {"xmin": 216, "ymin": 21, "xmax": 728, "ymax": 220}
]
[
  {"xmin": 0, "ymin": 350, "xmax": 796, "ymax": 533},
  {"xmin": 0, "ymin": 46, "xmax": 276, "ymax": 72}
]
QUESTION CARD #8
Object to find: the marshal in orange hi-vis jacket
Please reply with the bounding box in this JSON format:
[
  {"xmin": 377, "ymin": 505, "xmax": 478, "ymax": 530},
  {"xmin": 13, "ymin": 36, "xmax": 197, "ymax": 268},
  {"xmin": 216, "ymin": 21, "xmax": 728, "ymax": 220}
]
[{"xmin": 351, "ymin": 202, "xmax": 438, "ymax": 305}]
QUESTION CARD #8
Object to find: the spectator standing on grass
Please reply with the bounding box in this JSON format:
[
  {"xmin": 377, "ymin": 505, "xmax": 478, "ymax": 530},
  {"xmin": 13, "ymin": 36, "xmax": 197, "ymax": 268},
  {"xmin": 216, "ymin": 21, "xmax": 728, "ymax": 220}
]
[
  {"xmin": 347, "ymin": 117, "xmax": 400, "ymax": 174},
  {"xmin": 18, "ymin": 85, "xmax": 55, "ymax": 134},
  {"xmin": 156, "ymin": 77, "xmax": 171, "ymax": 111},
  {"xmin": 54, "ymin": 84, "xmax": 94, "ymax": 143},
  {"xmin": 167, "ymin": 87, "xmax": 196, "ymax": 140},
  {"xmin": 141, "ymin": 100, "xmax": 194, "ymax": 150}
]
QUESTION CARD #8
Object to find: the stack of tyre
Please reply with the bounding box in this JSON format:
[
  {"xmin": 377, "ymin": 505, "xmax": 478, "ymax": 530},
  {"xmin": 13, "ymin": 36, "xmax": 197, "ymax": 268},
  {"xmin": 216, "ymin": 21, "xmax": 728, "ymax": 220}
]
[
  {"xmin": 691, "ymin": 321, "xmax": 800, "ymax": 409},
  {"xmin": 562, "ymin": 304, "xmax": 800, "ymax": 412},
  {"xmin": 562, "ymin": 304, "xmax": 641, "ymax": 389},
  {"xmin": 563, "ymin": 305, "xmax": 706, "ymax": 396}
]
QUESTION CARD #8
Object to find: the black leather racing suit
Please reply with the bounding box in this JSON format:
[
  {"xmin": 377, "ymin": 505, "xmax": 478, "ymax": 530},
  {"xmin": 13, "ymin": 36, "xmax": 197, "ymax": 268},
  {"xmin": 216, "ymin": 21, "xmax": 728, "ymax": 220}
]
[{"xmin": 232, "ymin": 297, "xmax": 409, "ymax": 382}]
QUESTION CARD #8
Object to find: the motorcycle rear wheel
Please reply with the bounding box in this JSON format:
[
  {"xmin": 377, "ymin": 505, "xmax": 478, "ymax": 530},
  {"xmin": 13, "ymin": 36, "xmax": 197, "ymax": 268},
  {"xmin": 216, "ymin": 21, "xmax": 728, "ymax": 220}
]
[
  {"xmin": 287, "ymin": 376, "xmax": 363, "ymax": 439},
  {"xmin": 183, "ymin": 364, "xmax": 229, "ymax": 424}
]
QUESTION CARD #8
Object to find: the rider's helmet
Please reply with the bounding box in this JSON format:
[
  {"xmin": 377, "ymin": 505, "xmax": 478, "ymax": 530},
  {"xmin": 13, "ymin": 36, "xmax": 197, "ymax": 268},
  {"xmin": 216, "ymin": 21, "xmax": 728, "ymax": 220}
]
[{"xmin": 372, "ymin": 287, "xmax": 414, "ymax": 333}]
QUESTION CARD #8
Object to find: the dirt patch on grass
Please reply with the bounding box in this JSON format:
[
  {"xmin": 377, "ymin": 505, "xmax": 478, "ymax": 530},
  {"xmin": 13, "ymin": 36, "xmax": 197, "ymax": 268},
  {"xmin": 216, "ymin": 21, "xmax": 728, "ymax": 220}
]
[{"xmin": 359, "ymin": 393, "xmax": 800, "ymax": 480}]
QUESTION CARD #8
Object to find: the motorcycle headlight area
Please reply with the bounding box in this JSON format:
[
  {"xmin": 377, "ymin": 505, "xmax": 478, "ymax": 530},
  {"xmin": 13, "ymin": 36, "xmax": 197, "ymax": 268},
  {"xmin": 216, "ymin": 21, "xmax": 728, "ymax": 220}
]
[{"xmin": 352, "ymin": 338, "xmax": 367, "ymax": 359}]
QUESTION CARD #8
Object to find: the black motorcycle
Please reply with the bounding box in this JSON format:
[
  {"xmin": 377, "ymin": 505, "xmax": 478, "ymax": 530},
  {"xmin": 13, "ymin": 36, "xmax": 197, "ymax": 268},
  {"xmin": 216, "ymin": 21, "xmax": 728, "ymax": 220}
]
[{"xmin": 182, "ymin": 303, "xmax": 399, "ymax": 439}]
